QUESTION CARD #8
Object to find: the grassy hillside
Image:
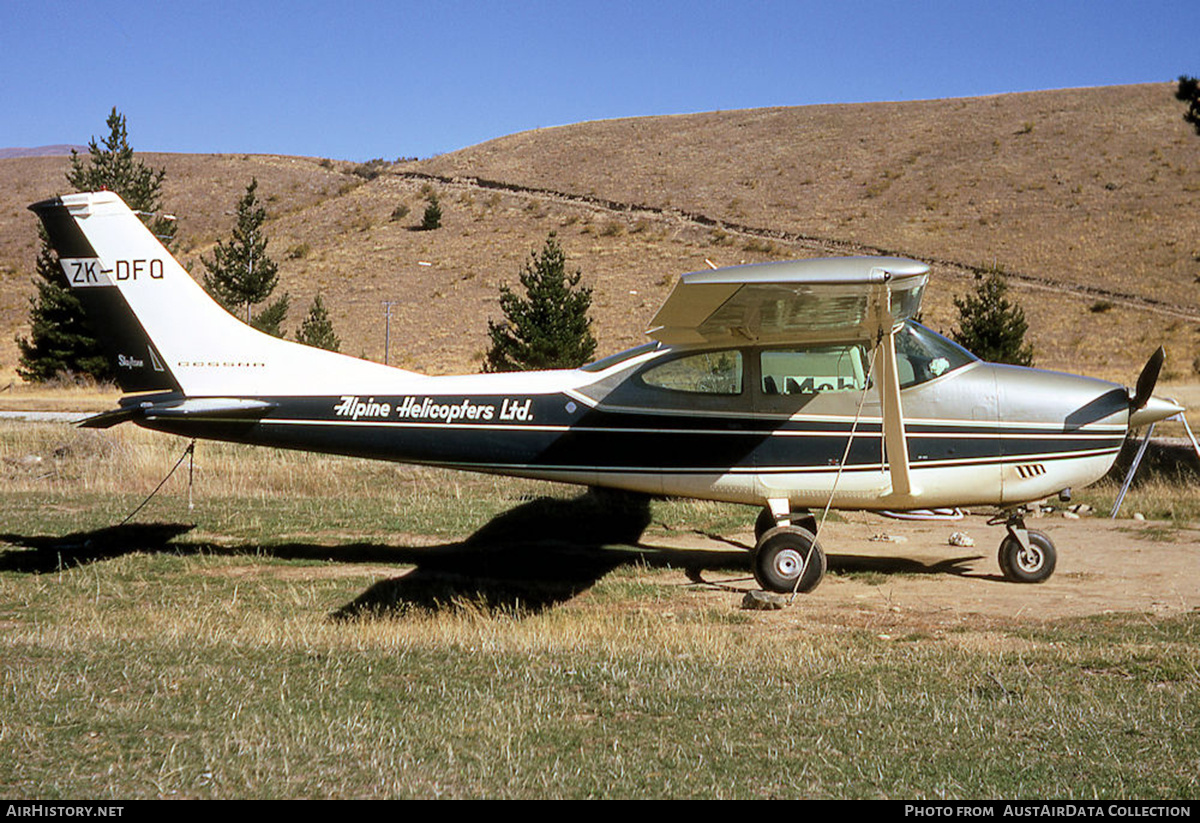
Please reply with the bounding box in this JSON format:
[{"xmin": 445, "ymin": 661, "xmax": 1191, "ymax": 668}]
[{"xmin": 1, "ymin": 84, "xmax": 1197, "ymax": 383}]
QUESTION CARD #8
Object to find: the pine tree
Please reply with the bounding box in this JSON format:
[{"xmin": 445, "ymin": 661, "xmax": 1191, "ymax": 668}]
[
  {"xmin": 485, "ymin": 233, "xmax": 597, "ymax": 372},
  {"xmin": 15, "ymin": 230, "xmax": 111, "ymax": 382},
  {"xmin": 18, "ymin": 108, "xmax": 172, "ymax": 383},
  {"xmin": 251, "ymin": 293, "xmax": 290, "ymax": 338},
  {"xmin": 421, "ymin": 193, "xmax": 442, "ymax": 231},
  {"xmin": 296, "ymin": 294, "xmax": 341, "ymax": 352},
  {"xmin": 952, "ymin": 270, "xmax": 1034, "ymax": 366},
  {"xmin": 201, "ymin": 179, "xmax": 289, "ymax": 337},
  {"xmin": 66, "ymin": 108, "xmax": 176, "ymax": 246}
]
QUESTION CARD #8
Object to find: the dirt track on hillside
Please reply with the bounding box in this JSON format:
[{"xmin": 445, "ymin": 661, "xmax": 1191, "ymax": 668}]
[
  {"xmin": 400, "ymin": 171, "xmax": 1200, "ymax": 325},
  {"xmin": 659, "ymin": 513, "xmax": 1200, "ymax": 624}
]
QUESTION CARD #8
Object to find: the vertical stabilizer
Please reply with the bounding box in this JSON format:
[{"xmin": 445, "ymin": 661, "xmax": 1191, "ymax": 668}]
[{"xmin": 30, "ymin": 191, "xmax": 420, "ymax": 397}]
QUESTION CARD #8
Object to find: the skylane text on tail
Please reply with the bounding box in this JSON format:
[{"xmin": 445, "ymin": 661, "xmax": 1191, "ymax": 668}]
[{"xmin": 30, "ymin": 190, "xmax": 1184, "ymax": 592}]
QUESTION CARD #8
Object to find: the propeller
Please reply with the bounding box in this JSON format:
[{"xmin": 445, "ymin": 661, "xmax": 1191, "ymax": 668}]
[
  {"xmin": 1130, "ymin": 346, "xmax": 1165, "ymax": 411},
  {"xmin": 1127, "ymin": 346, "xmax": 1184, "ymax": 427}
]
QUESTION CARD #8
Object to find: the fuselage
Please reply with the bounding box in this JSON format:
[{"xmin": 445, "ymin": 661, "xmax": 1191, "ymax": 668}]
[{"xmin": 134, "ymin": 326, "xmax": 1133, "ymax": 511}]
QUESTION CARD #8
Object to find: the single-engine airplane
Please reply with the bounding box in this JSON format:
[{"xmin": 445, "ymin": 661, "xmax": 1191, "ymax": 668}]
[{"xmin": 30, "ymin": 190, "xmax": 1184, "ymax": 593}]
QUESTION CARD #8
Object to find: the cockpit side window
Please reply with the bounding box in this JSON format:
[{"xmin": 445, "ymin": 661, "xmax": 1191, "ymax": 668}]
[
  {"xmin": 639, "ymin": 351, "xmax": 743, "ymax": 395},
  {"xmin": 760, "ymin": 343, "xmax": 870, "ymax": 395}
]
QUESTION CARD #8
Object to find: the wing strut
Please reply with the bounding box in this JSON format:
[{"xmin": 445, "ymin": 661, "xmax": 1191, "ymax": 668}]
[
  {"xmin": 865, "ymin": 279, "xmax": 914, "ymax": 500},
  {"xmin": 878, "ymin": 323, "xmax": 913, "ymax": 498}
]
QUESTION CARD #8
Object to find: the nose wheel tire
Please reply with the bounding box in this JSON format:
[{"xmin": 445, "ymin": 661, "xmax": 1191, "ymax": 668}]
[
  {"xmin": 753, "ymin": 526, "xmax": 826, "ymax": 594},
  {"xmin": 998, "ymin": 529, "xmax": 1056, "ymax": 583}
]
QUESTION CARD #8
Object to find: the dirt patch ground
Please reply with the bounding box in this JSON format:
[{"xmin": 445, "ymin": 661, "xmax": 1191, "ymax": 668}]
[
  {"xmin": 656, "ymin": 513, "xmax": 1200, "ymax": 624},
  {"xmin": 161, "ymin": 508, "xmax": 1200, "ymax": 631}
]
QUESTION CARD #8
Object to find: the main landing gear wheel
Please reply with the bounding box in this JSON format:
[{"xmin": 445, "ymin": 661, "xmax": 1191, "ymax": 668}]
[
  {"xmin": 753, "ymin": 526, "xmax": 826, "ymax": 594},
  {"xmin": 998, "ymin": 528, "xmax": 1057, "ymax": 583},
  {"xmin": 754, "ymin": 506, "xmax": 818, "ymax": 542}
]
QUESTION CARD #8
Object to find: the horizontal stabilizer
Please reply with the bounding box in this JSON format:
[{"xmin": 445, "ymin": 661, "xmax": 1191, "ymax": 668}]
[
  {"xmin": 78, "ymin": 407, "xmax": 140, "ymax": 429},
  {"xmin": 79, "ymin": 398, "xmax": 277, "ymax": 429},
  {"xmin": 140, "ymin": 397, "xmax": 277, "ymax": 420}
]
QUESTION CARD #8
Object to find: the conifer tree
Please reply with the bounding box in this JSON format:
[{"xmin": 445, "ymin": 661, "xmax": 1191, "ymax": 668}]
[
  {"xmin": 485, "ymin": 233, "xmax": 596, "ymax": 372},
  {"xmin": 18, "ymin": 108, "xmax": 172, "ymax": 382},
  {"xmin": 251, "ymin": 292, "xmax": 290, "ymax": 338},
  {"xmin": 66, "ymin": 108, "xmax": 176, "ymax": 246},
  {"xmin": 15, "ymin": 230, "xmax": 111, "ymax": 382},
  {"xmin": 952, "ymin": 270, "xmax": 1034, "ymax": 366},
  {"xmin": 201, "ymin": 179, "xmax": 289, "ymax": 337},
  {"xmin": 421, "ymin": 193, "xmax": 442, "ymax": 231},
  {"xmin": 296, "ymin": 294, "xmax": 341, "ymax": 352}
]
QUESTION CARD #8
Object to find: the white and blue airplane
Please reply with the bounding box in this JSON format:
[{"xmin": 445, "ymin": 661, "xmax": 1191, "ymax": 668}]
[{"xmin": 30, "ymin": 190, "xmax": 1183, "ymax": 593}]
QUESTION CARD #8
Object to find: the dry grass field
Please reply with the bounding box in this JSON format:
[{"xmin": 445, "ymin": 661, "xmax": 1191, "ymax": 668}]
[
  {"xmin": 1, "ymin": 83, "xmax": 1198, "ymax": 383},
  {"xmin": 1, "ymin": 419, "xmax": 1198, "ymax": 798}
]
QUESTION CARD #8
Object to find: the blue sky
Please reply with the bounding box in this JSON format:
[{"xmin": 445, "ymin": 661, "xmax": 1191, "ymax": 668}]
[{"xmin": 2, "ymin": 0, "xmax": 1197, "ymax": 160}]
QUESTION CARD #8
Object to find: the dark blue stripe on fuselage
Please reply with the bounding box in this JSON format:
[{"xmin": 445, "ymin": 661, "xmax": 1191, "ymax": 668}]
[{"xmin": 137, "ymin": 393, "xmax": 1125, "ymax": 473}]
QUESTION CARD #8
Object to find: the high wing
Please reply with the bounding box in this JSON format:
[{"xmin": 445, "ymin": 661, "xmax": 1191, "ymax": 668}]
[{"xmin": 647, "ymin": 256, "xmax": 929, "ymax": 345}]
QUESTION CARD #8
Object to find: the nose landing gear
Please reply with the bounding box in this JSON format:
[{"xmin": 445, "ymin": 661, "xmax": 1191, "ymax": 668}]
[{"xmin": 992, "ymin": 511, "xmax": 1057, "ymax": 583}]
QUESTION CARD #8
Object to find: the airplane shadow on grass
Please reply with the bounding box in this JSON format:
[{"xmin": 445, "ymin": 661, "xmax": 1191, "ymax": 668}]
[
  {"xmin": 0, "ymin": 491, "xmax": 739, "ymax": 616},
  {"xmin": 0, "ymin": 491, "xmax": 998, "ymax": 617},
  {"xmin": 329, "ymin": 491, "xmax": 674, "ymax": 618},
  {"xmin": 0, "ymin": 522, "xmax": 199, "ymax": 573}
]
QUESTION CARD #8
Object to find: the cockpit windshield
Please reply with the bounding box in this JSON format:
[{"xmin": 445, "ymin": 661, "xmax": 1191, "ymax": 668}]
[{"xmin": 894, "ymin": 321, "xmax": 978, "ymax": 388}]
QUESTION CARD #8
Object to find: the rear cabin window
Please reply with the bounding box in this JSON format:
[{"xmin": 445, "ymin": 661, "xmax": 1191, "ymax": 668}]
[
  {"xmin": 760, "ymin": 344, "xmax": 870, "ymax": 395},
  {"xmin": 639, "ymin": 351, "xmax": 743, "ymax": 395}
]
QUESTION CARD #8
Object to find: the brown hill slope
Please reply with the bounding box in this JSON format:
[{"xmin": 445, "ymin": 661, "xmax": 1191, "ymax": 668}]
[
  {"xmin": 1, "ymin": 84, "xmax": 1197, "ymax": 383},
  {"xmin": 418, "ymin": 84, "xmax": 1200, "ymax": 310}
]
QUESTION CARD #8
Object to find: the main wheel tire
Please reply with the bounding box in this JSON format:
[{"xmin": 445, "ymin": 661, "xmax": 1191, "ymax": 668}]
[
  {"xmin": 754, "ymin": 507, "xmax": 817, "ymax": 542},
  {"xmin": 998, "ymin": 529, "xmax": 1057, "ymax": 583},
  {"xmin": 753, "ymin": 525, "xmax": 826, "ymax": 594}
]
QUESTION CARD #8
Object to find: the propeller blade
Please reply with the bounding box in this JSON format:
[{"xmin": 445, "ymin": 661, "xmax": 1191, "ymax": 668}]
[{"xmin": 1131, "ymin": 346, "xmax": 1165, "ymax": 411}]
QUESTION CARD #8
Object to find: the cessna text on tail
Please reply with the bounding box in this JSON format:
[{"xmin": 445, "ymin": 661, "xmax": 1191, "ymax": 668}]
[{"xmin": 30, "ymin": 190, "xmax": 1183, "ymax": 593}]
